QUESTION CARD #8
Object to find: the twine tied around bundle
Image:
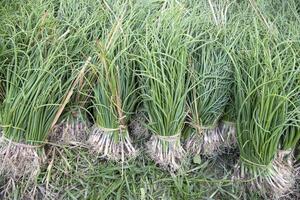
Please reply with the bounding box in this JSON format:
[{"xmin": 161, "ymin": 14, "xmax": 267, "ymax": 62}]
[
  {"xmin": 0, "ymin": 135, "xmax": 44, "ymax": 149},
  {"xmin": 156, "ymin": 133, "xmax": 181, "ymax": 142},
  {"xmin": 189, "ymin": 122, "xmax": 218, "ymax": 135},
  {"xmin": 95, "ymin": 124, "xmax": 128, "ymax": 133}
]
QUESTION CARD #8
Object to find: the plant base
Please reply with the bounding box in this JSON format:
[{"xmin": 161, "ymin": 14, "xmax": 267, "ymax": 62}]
[
  {"xmin": 233, "ymin": 150, "xmax": 295, "ymax": 199},
  {"xmin": 0, "ymin": 136, "xmax": 43, "ymax": 181},
  {"xmin": 128, "ymin": 112, "xmax": 149, "ymax": 140},
  {"xmin": 146, "ymin": 134, "xmax": 185, "ymax": 171},
  {"xmin": 185, "ymin": 123, "xmax": 236, "ymax": 156},
  {"xmin": 185, "ymin": 126, "xmax": 221, "ymax": 156},
  {"xmin": 87, "ymin": 126, "xmax": 137, "ymax": 161},
  {"xmin": 51, "ymin": 118, "xmax": 89, "ymax": 145},
  {"xmin": 218, "ymin": 121, "xmax": 237, "ymax": 149}
]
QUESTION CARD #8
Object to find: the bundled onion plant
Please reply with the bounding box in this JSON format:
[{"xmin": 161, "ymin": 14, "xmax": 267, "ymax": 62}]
[
  {"xmin": 137, "ymin": 2, "xmax": 189, "ymax": 171},
  {"xmin": 185, "ymin": 40, "xmax": 232, "ymax": 157},
  {"xmin": 232, "ymin": 16, "xmax": 299, "ymax": 198},
  {"xmin": 50, "ymin": 0, "xmax": 102, "ymax": 145},
  {"xmin": 127, "ymin": 2, "xmax": 176, "ymax": 142},
  {"xmin": 87, "ymin": 1, "xmax": 139, "ymax": 161},
  {"xmin": 185, "ymin": 1, "xmax": 233, "ymax": 157},
  {"xmin": 0, "ymin": 2, "xmax": 78, "ymax": 181},
  {"xmin": 50, "ymin": 60, "xmax": 91, "ymax": 145}
]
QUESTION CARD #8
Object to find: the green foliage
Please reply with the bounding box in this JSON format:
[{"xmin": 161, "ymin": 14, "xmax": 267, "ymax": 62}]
[
  {"xmin": 232, "ymin": 15, "xmax": 298, "ymax": 169},
  {"xmin": 0, "ymin": 0, "xmax": 299, "ymax": 198},
  {"xmin": 0, "ymin": 2, "xmax": 73, "ymax": 145},
  {"xmin": 187, "ymin": 34, "xmax": 232, "ymax": 127},
  {"xmin": 91, "ymin": 1, "xmax": 139, "ymax": 129},
  {"xmin": 138, "ymin": 2, "xmax": 190, "ymax": 137},
  {"xmin": 51, "ymin": 0, "xmax": 103, "ymax": 121}
]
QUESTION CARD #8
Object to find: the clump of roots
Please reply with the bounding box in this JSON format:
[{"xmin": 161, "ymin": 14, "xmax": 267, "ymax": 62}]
[
  {"xmin": 0, "ymin": 136, "xmax": 43, "ymax": 181},
  {"xmin": 232, "ymin": 150, "xmax": 295, "ymax": 199},
  {"xmin": 185, "ymin": 126, "xmax": 221, "ymax": 156},
  {"xmin": 87, "ymin": 126, "xmax": 137, "ymax": 161},
  {"xmin": 146, "ymin": 134, "xmax": 185, "ymax": 172},
  {"xmin": 218, "ymin": 121, "xmax": 237, "ymax": 149},
  {"xmin": 185, "ymin": 123, "xmax": 237, "ymax": 157},
  {"xmin": 128, "ymin": 112, "xmax": 149, "ymax": 140},
  {"xmin": 51, "ymin": 118, "xmax": 89, "ymax": 145}
]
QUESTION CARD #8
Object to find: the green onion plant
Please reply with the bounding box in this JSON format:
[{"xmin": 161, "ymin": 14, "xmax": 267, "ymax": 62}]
[
  {"xmin": 185, "ymin": 0, "xmax": 234, "ymax": 157},
  {"xmin": 49, "ymin": 0, "xmax": 103, "ymax": 144},
  {"xmin": 137, "ymin": 2, "xmax": 190, "ymax": 171},
  {"xmin": 87, "ymin": 1, "xmax": 139, "ymax": 161},
  {"xmin": 231, "ymin": 12, "xmax": 298, "ymax": 197},
  {"xmin": 0, "ymin": 1, "xmax": 78, "ymax": 180}
]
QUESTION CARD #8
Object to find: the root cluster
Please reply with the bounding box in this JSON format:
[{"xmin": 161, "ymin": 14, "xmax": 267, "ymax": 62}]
[
  {"xmin": 128, "ymin": 112, "xmax": 149, "ymax": 140},
  {"xmin": 146, "ymin": 134, "xmax": 185, "ymax": 171},
  {"xmin": 0, "ymin": 136, "xmax": 43, "ymax": 181},
  {"xmin": 218, "ymin": 121, "xmax": 237, "ymax": 149},
  {"xmin": 233, "ymin": 150, "xmax": 295, "ymax": 199},
  {"xmin": 51, "ymin": 118, "xmax": 89, "ymax": 145},
  {"xmin": 87, "ymin": 126, "xmax": 137, "ymax": 161},
  {"xmin": 185, "ymin": 123, "xmax": 236, "ymax": 156}
]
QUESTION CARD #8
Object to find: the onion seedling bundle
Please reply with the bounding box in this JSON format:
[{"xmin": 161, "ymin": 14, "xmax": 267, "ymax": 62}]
[
  {"xmin": 50, "ymin": 60, "xmax": 91, "ymax": 144},
  {"xmin": 126, "ymin": 2, "xmax": 163, "ymax": 142},
  {"xmin": 185, "ymin": 38, "xmax": 232, "ymax": 157},
  {"xmin": 50, "ymin": 0, "xmax": 103, "ymax": 144},
  {"xmin": 87, "ymin": 1, "xmax": 139, "ymax": 161},
  {"xmin": 185, "ymin": 1, "xmax": 233, "ymax": 157},
  {"xmin": 137, "ymin": 2, "xmax": 189, "ymax": 171},
  {"xmin": 232, "ymin": 18, "xmax": 298, "ymax": 198},
  {"xmin": 0, "ymin": 3, "xmax": 76, "ymax": 180}
]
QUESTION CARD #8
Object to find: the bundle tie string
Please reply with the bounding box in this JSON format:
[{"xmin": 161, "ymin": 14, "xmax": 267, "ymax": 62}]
[
  {"xmin": 95, "ymin": 124, "xmax": 127, "ymax": 133},
  {"xmin": 240, "ymin": 156, "xmax": 270, "ymax": 169},
  {"xmin": 222, "ymin": 121, "xmax": 236, "ymax": 126},
  {"xmin": 156, "ymin": 133, "xmax": 181, "ymax": 142},
  {"xmin": 188, "ymin": 123, "xmax": 218, "ymax": 135}
]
